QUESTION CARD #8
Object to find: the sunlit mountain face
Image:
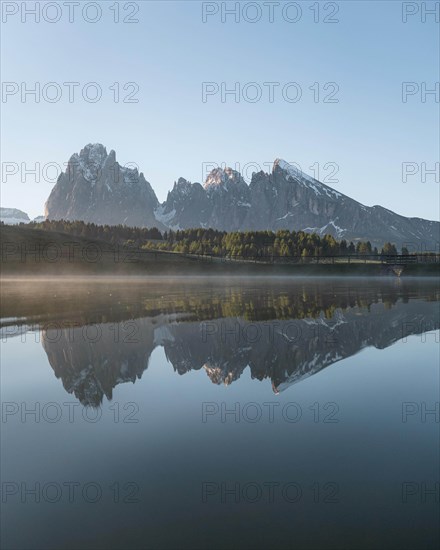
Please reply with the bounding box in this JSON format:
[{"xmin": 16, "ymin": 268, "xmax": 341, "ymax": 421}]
[{"xmin": 2, "ymin": 278, "xmax": 438, "ymax": 406}]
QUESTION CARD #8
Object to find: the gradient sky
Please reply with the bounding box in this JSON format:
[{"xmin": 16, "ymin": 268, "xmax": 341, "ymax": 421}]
[{"xmin": 1, "ymin": 0, "xmax": 439, "ymax": 220}]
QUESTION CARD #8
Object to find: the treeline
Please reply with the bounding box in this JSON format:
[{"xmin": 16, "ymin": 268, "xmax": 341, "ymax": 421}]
[
  {"xmin": 147, "ymin": 228, "xmax": 401, "ymax": 258},
  {"xmin": 15, "ymin": 219, "xmax": 406, "ymax": 257},
  {"xmin": 25, "ymin": 219, "xmax": 162, "ymax": 244}
]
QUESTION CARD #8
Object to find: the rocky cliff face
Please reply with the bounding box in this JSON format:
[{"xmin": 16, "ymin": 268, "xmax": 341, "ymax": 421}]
[
  {"xmin": 248, "ymin": 159, "xmax": 439, "ymax": 249},
  {"xmin": 45, "ymin": 143, "xmax": 162, "ymax": 228},
  {"xmin": 203, "ymin": 167, "xmax": 251, "ymax": 231},
  {"xmin": 155, "ymin": 177, "xmax": 210, "ymax": 230},
  {"xmin": 161, "ymin": 159, "xmax": 439, "ymax": 250},
  {"xmin": 44, "ymin": 144, "xmax": 439, "ymax": 250}
]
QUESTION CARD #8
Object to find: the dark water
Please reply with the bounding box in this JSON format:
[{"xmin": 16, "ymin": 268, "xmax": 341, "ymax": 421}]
[{"xmin": 1, "ymin": 277, "xmax": 439, "ymax": 550}]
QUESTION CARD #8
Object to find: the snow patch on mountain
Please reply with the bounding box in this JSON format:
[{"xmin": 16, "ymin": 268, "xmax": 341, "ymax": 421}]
[
  {"xmin": 155, "ymin": 205, "xmax": 177, "ymax": 227},
  {"xmin": 274, "ymin": 158, "xmax": 342, "ymax": 199},
  {"xmin": 0, "ymin": 208, "xmax": 30, "ymax": 225}
]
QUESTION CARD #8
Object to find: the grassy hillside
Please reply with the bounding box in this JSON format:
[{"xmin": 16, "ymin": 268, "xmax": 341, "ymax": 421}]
[
  {"xmin": 0, "ymin": 225, "xmax": 204, "ymax": 275},
  {"xmin": 1, "ymin": 225, "xmax": 438, "ymax": 277}
]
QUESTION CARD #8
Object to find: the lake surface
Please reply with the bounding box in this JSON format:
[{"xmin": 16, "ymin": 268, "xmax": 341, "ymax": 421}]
[{"xmin": 1, "ymin": 277, "xmax": 439, "ymax": 550}]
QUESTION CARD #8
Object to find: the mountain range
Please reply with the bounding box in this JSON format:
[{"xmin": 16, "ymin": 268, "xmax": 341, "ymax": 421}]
[
  {"xmin": 35, "ymin": 143, "xmax": 439, "ymax": 250},
  {"xmin": 0, "ymin": 208, "xmax": 44, "ymax": 225}
]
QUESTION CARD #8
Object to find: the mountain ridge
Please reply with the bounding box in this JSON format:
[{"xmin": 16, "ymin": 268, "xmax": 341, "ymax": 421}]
[{"xmin": 36, "ymin": 144, "xmax": 440, "ymax": 250}]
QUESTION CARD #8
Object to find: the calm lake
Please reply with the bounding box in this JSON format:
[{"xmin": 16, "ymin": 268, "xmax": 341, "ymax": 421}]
[{"xmin": 1, "ymin": 277, "xmax": 439, "ymax": 550}]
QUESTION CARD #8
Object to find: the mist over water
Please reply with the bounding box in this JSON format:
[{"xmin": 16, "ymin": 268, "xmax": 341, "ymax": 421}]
[{"xmin": 1, "ymin": 277, "xmax": 439, "ymax": 549}]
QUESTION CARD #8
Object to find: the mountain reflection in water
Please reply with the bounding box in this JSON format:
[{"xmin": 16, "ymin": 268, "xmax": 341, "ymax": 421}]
[{"xmin": 1, "ymin": 277, "xmax": 439, "ymax": 407}]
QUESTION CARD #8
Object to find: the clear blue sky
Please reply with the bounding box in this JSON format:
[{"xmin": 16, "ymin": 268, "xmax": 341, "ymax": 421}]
[{"xmin": 1, "ymin": 0, "xmax": 439, "ymax": 220}]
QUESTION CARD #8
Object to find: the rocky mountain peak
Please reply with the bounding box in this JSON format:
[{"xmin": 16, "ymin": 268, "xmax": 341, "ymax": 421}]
[
  {"xmin": 273, "ymin": 158, "xmax": 343, "ymax": 201},
  {"xmin": 66, "ymin": 143, "xmax": 109, "ymax": 184},
  {"xmin": 204, "ymin": 166, "xmax": 245, "ymax": 191},
  {"xmin": 81, "ymin": 142, "xmax": 108, "ymax": 161},
  {"xmin": 273, "ymin": 158, "xmax": 299, "ymax": 177},
  {"xmin": 167, "ymin": 178, "xmax": 204, "ymax": 201},
  {"xmin": 45, "ymin": 143, "xmax": 161, "ymax": 228},
  {"xmin": 173, "ymin": 177, "xmax": 193, "ymax": 192}
]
